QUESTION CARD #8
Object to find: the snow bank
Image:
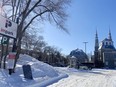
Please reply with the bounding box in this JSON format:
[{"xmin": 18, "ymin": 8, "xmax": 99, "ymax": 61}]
[
  {"xmin": 19, "ymin": 54, "xmax": 59, "ymax": 77},
  {"xmin": 27, "ymin": 74, "xmax": 68, "ymax": 87},
  {"xmin": 0, "ymin": 54, "xmax": 66, "ymax": 87}
]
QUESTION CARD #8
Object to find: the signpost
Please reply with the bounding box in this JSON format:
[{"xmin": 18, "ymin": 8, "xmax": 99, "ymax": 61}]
[
  {"xmin": 7, "ymin": 52, "xmax": 16, "ymax": 75},
  {"xmin": 0, "ymin": 15, "xmax": 17, "ymax": 74},
  {"xmin": 1, "ymin": 36, "xmax": 8, "ymax": 44},
  {"xmin": 8, "ymin": 52, "xmax": 16, "ymax": 59},
  {"xmin": 0, "ymin": 15, "xmax": 17, "ymax": 38}
]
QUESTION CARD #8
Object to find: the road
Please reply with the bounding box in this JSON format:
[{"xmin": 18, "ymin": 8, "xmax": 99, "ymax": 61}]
[{"xmin": 48, "ymin": 68, "xmax": 116, "ymax": 87}]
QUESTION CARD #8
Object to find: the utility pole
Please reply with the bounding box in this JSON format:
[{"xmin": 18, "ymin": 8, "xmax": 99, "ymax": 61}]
[{"xmin": 83, "ymin": 42, "xmax": 88, "ymax": 54}]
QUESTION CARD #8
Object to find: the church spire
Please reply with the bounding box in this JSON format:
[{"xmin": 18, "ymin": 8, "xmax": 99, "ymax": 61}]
[
  {"xmin": 108, "ymin": 27, "xmax": 112, "ymax": 40},
  {"xmin": 95, "ymin": 30, "xmax": 99, "ymax": 51},
  {"xmin": 94, "ymin": 30, "xmax": 99, "ymax": 65},
  {"xmin": 96, "ymin": 30, "xmax": 98, "ymax": 38}
]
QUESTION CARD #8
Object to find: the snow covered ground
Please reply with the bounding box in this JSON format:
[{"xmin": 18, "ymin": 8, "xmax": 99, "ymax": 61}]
[
  {"xmin": 0, "ymin": 54, "xmax": 116, "ymax": 87},
  {"xmin": 48, "ymin": 68, "xmax": 116, "ymax": 87}
]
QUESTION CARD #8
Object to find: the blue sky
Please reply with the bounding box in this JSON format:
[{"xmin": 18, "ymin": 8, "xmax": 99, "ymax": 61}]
[{"xmin": 42, "ymin": 0, "xmax": 116, "ymax": 55}]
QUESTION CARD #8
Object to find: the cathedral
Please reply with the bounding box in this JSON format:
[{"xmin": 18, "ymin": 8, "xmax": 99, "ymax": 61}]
[{"xmin": 94, "ymin": 30, "xmax": 116, "ymax": 69}]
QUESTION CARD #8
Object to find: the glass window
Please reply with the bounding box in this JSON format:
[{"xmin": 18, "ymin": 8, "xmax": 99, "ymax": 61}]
[
  {"xmin": 106, "ymin": 42, "xmax": 108, "ymax": 45},
  {"xmin": 105, "ymin": 61, "xmax": 108, "ymax": 65}
]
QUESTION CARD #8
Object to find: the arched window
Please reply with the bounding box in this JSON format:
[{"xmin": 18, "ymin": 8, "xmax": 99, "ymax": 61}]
[{"xmin": 106, "ymin": 42, "xmax": 108, "ymax": 45}]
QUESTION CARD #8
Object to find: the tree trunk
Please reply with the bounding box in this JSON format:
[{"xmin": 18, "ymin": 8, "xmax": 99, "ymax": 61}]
[
  {"xmin": 13, "ymin": 21, "xmax": 24, "ymax": 72},
  {"xmin": 12, "ymin": 38, "xmax": 17, "ymax": 52},
  {"xmin": 3, "ymin": 38, "xmax": 9, "ymax": 69},
  {"xmin": 0, "ymin": 37, "xmax": 4, "ymax": 68},
  {"xmin": 13, "ymin": 35, "xmax": 22, "ymax": 72}
]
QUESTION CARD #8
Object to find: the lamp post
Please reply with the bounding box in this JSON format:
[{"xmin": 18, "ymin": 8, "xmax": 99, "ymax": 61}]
[{"xmin": 83, "ymin": 42, "xmax": 88, "ymax": 54}]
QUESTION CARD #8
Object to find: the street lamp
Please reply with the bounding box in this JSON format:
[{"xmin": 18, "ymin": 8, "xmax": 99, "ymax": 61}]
[{"xmin": 83, "ymin": 42, "xmax": 88, "ymax": 54}]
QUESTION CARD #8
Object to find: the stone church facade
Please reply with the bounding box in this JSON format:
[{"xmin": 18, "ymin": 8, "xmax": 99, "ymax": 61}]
[{"xmin": 94, "ymin": 30, "xmax": 116, "ymax": 69}]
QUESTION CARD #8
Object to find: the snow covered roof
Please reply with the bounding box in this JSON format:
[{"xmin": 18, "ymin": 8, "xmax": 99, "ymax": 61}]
[
  {"xmin": 99, "ymin": 38, "xmax": 115, "ymax": 50},
  {"xmin": 70, "ymin": 56, "xmax": 76, "ymax": 59},
  {"xmin": 70, "ymin": 48, "xmax": 87, "ymax": 59}
]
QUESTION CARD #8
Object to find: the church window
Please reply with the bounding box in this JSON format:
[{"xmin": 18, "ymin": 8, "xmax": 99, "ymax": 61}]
[
  {"xmin": 106, "ymin": 42, "xmax": 108, "ymax": 45},
  {"xmin": 105, "ymin": 61, "xmax": 108, "ymax": 65}
]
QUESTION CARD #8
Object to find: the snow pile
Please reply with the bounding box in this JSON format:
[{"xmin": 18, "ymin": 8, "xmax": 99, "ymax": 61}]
[
  {"xmin": 1, "ymin": 56, "xmax": 116, "ymax": 87},
  {"xmin": 19, "ymin": 54, "xmax": 59, "ymax": 78},
  {"xmin": 0, "ymin": 54, "xmax": 66, "ymax": 87}
]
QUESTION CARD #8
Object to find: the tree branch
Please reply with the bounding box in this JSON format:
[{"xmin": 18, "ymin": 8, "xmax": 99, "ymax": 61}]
[
  {"xmin": 22, "ymin": 0, "xmax": 31, "ymax": 17},
  {"xmin": 36, "ymin": 5, "xmax": 68, "ymax": 32},
  {"xmin": 2, "ymin": 0, "xmax": 10, "ymax": 7},
  {"xmin": 22, "ymin": 9, "xmax": 49, "ymax": 33},
  {"xmin": 14, "ymin": 0, "xmax": 21, "ymax": 22},
  {"xmin": 25, "ymin": 0, "xmax": 42, "ymax": 18}
]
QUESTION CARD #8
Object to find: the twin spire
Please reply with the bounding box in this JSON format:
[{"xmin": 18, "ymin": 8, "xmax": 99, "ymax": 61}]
[
  {"xmin": 95, "ymin": 28, "xmax": 112, "ymax": 51},
  {"xmin": 95, "ymin": 28, "xmax": 112, "ymax": 41}
]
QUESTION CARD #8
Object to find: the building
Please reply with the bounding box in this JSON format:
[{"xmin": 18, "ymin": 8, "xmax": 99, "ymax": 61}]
[
  {"xmin": 69, "ymin": 48, "xmax": 88, "ymax": 68},
  {"xmin": 94, "ymin": 30, "xmax": 116, "ymax": 69},
  {"xmin": 69, "ymin": 56, "xmax": 78, "ymax": 68}
]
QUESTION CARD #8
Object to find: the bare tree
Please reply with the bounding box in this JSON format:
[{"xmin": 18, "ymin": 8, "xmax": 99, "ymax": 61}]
[
  {"xmin": 43, "ymin": 46, "xmax": 61, "ymax": 64},
  {"xmin": 22, "ymin": 31, "xmax": 46, "ymax": 52},
  {"xmin": 1, "ymin": 0, "xmax": 71, "ymax": 70}
]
